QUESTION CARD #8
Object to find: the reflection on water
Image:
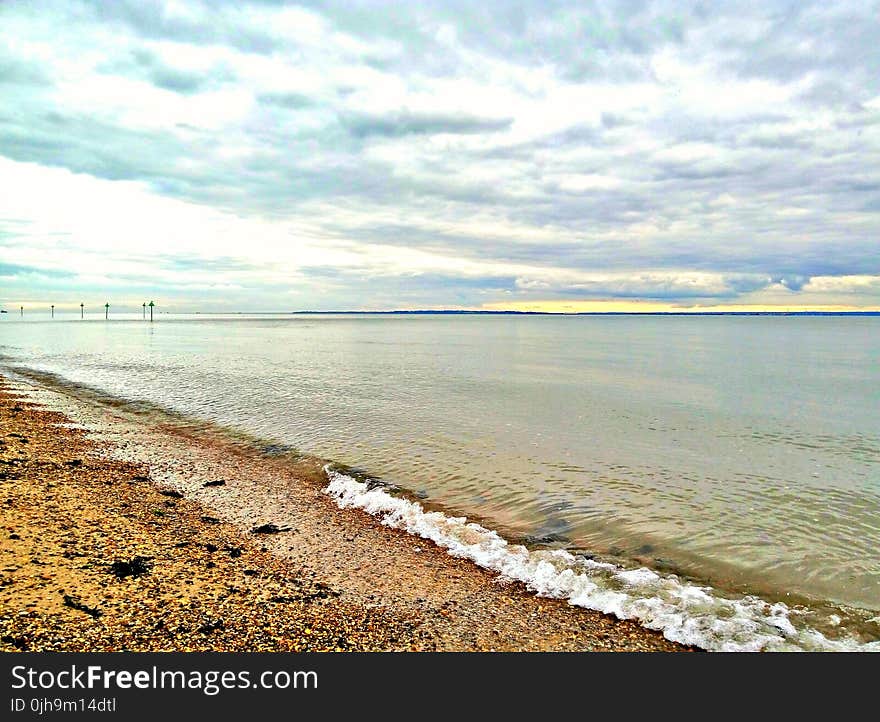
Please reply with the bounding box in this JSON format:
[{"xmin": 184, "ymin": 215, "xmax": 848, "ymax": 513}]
[{"xmin": 2, "ymin": 313, "xmax": 878, "ymax": 620}]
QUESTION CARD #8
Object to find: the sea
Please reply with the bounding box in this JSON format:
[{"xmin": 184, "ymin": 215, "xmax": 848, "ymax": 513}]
[{"xmin": 1, "ymin": 311, "xmax": 878, "ymax": 651}]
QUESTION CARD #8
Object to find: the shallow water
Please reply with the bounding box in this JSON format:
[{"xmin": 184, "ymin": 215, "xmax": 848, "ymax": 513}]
[{"xmin": 2, "ymin": 312, "xmax": 878, "ymax": 648}]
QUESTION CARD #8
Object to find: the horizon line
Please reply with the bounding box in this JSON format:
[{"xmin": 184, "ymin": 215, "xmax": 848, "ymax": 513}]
[{"xmin": 3, "ymin": 308, "xmax": 879, "ymax": 317}]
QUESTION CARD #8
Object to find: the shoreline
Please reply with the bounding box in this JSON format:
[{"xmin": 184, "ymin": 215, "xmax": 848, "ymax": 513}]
[{"xmin": 0, "ymin": 373, "xmax": 690, "ymax": 652}]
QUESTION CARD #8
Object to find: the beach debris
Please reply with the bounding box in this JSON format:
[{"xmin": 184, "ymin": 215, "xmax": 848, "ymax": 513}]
[
  {"xmin": 1, "ymin": 634, "xmax": 27, "ymax": 650},
  {"xmin": 62, "ymin": 594, "xmax": 102, "ymax": 618},
  {"xmin": 63, "ymin": 459, "xmax": 83, "ymax": 467},
  {"xmin": 653, "ymin": 557, "xmax": 679, "ymax": 573},
  {"xmin": 524, "ymin": 532, "xmax": 570, "ymax": 546},
  {"xmin": 203, "ymin": 479, "xmax": 226, "ymax": 487},
  {"xmin": 159, "ymin": 489, "xmax": 183, "ymax": 499},
  {"xmin": 251, "ymin": 523, "xmax": 291, "ymax": 534},
  {"xmin": 227, "ymin": 546, "xmax": 242, "ymax": 558},
  {"xmin": 304, "ymin": 584, "xmax": 340, "ymax": 602},
  {"xmin": 201, "ymin": 515, "xmax": 221, "ymax": 524},
  {"xmin": 261, "ymin": 443, "xmax": 294, "ymax": 457},
  {"xmin": 197, "ymin": 618, "xmax": 225, "ymax": 634},
  {"xmin": 206, "ymin": 543, "xmax": 218, "ymax": 553},
  {"xmin": 131, "ymin": 474, "xmax": 150, "ymax": 482},
  {"xmin": 108, "ymin": 555, "xmax": 152, "ymax": 579}
]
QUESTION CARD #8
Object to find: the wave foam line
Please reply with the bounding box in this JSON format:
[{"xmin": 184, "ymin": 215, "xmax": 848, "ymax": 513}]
[{"xmin": 323, "ymin": 466, "xmax": 879, "ymax": 652}]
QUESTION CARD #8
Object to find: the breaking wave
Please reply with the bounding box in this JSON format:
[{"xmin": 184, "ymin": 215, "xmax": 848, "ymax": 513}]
[{"xmin": 324, "ymin": 467, "xmax": 879, "ymax": 652}]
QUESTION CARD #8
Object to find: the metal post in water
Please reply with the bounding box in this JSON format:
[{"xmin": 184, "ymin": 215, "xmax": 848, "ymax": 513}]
[
  {"xmin": 105, "ymin": 302, "xmax": 110, "ymax": 320},
  {"xmin": 80, "ymin": 303, "xmax": 84, "ymax": 319},
  {"xmin": 148, "ymin": 300, "xmax": 154, "ymax": 322},
  {"xmin": 20, "ymin": 306, "xmax": 23, "ymax": 317},
  {"xmin": 51, "ymin": 304, "xmax": 54, "ymax": 318},
  {"xmin": 142, "ymin": 302, "xmax": 146, "ymax": 320}
]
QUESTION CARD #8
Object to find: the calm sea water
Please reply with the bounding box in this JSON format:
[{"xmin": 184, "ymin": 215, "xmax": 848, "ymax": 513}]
[{"xmin": 2, "ymin": 313, "xmax": 878, "ymax": 647}]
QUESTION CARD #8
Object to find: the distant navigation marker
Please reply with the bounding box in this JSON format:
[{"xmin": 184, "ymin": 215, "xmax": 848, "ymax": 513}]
[
  {"xmin": 105, "ymin": 302, "xmax": 110, "ymax": 320},
  {"xmin": 80, "ymin": 303, "xmax": 84, "ymax": 319},
  {"xmin": 51, "ymin": 304, "xmax": 54, "ymax": 318},
  {"xmin": 20, "ymin": 306, "xmax": 23, "ymax": 317},
  {"xmin": 148, "ymin": 300, "xmax": 154, "ymax": 322},
  {"xmin": 142, "ymin": 302, "xmax": 146, "ymax": 320}
]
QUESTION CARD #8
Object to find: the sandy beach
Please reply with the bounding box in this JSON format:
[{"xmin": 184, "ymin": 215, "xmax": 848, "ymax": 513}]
[{"xmin": 0, "ymin": 372, "xmax": 690, "ymax": 652}]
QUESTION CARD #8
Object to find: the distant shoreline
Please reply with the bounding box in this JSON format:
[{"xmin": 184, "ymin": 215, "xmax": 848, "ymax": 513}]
[
  {"xmin": 4, "ymin": 309, "xmax": 878, "ymax": 317},
  {"xmin": 288, "ymin": 309, "xmax": 880, "ymax": 316}
]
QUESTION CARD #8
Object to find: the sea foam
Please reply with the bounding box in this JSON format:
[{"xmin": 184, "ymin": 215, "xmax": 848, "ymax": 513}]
[{"xmin": 323, "ymin": 466, "xmax": 879, "ymax": 652}]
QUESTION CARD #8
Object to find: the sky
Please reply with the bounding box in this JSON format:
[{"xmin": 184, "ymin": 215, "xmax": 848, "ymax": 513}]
[{"xmin": 1, "ymin": 0, "xmax": 879, "ymax": 313}]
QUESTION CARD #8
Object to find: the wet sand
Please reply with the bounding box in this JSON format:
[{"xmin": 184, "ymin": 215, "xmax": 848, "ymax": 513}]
[{"xmin": 0, "ymin": 373, "xmax": 691, "ymax": 652}]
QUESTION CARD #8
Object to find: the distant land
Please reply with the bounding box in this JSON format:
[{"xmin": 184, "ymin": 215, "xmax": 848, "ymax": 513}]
[
  {"xmin": 289, "ymin": 309, "xmax": 880, "ymax": 316},
  {"xmin": 2, "ymin": 308, "xmax": 878, "ymax": 317}
]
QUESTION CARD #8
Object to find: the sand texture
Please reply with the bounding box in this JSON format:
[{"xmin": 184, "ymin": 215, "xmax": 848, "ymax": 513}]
[{"xmin": 0, "ymin": 375, "xmax": 690, "ymax": 652}]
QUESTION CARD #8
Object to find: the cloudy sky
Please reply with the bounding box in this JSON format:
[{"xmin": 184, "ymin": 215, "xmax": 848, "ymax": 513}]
[{"xmin": 1, "ymin": 0, "xmax": 879, "ymax": 312}]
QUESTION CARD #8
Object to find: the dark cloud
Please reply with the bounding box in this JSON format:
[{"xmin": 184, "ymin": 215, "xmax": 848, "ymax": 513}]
[
  {"xmin": 651, "ymin": 162, "xmax": 745, "ymax": 181},
  {"xmin": 0, "ymin": 57, "xmax": 51, "ymax": 86},
  {"xmin": 304, "ymin": 265, "xmax": 516, "ymax": 291},
  {"xmin": 835, "ymin": 179, "xmax": 880, "ymax": 193},
  {"xmin": 0, "ymin": 110, "xmax": 189, "ymax": 183},
  {"xmin": 110, "ymin": 47, "xmax": 230, "ymax": 94},
  {"xmin": 716, "ymin": 3, "xmax": 880, "ymax": 112},
  {"xmin": 149, "ymin": 66, "xmax": 205, "ymax": 94},
  {"xmin": 257, "ymin": 91, "xmax": 313, "ymax": 109},
  {"xmin": 83, "ymin": 0, "xmax": 276, "ymax": 53},
  {"xmin": 298, "ymin": 266, "xmax": 519, "ymax": 308},
  {"xmin": 771, "ymin": 275, "xmax": 810, "ymax": 291},
  {"xmin": 342, "ymin": 111, "xmax": 512, "ymax": 138},
  {"xmin": 156, "ymin": 255, "xmax": 261, "ymax": 272},
  {"xmin": 0, "ymin": 262, "xmax": 75, "ymax": 279}
]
